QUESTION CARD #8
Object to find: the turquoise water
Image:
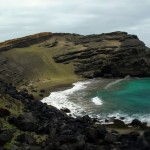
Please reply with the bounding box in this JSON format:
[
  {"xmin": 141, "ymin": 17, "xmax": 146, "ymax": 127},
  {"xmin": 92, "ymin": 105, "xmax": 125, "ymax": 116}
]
[
  {"xmin": 95, "ymin": 78, "xmax": 150, "ymax": 115},
  {"xmin": 42, "ymin": 78, "xmax": 150, "ymax": 124}
]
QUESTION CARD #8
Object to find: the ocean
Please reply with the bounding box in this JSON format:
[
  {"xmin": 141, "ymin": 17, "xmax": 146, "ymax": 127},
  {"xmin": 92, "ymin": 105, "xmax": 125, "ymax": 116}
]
[{"xmin": 41, "ymin": 78, "xmax": 150, "ymax": 126}]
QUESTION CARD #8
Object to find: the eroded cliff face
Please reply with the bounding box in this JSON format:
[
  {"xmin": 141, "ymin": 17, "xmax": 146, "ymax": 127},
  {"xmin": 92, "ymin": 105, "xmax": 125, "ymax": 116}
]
[
  {"xmin": 0, "ymin": 32, "xmax": 53, "ymax": 51},
  {"xmin": 53, "ymin": 31, "xmax": 150, "ymax": 78},
  {"xmin": 0, "ymin": 31, "xmax": 150, "ymax": 88}
]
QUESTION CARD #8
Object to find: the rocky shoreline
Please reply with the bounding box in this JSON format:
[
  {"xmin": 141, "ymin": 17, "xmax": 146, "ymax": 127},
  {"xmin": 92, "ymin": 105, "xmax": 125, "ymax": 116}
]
[
  {"xmin": 0, "ymin": 31, "xmax": 150, "ymax": 149},
  {"xmin": 0, "ymin": 80, "xmax": 150, "ymax": 150}
]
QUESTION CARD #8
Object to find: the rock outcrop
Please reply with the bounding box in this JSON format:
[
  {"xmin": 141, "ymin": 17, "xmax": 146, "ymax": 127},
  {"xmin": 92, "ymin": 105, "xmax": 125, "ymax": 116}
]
[
  {"xmin": 53, "ymin": 31, "xmax": 150, "ymax": 78},
  {"xmin": 0, "ymin": 32, "xmax": 53, "ymax": 51}
]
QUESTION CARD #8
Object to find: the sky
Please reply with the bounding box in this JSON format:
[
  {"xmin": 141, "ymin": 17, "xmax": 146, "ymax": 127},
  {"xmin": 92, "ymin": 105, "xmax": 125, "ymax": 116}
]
[{"xmin": 1, "ymin": 0, "xmax": 150, "ymax": 46}]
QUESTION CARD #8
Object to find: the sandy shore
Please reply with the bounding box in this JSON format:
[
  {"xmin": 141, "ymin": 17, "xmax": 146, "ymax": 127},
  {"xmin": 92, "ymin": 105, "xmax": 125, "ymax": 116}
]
[{"xmin": 26, "ymin": 76, "xmax": 84, "ymax": 100}]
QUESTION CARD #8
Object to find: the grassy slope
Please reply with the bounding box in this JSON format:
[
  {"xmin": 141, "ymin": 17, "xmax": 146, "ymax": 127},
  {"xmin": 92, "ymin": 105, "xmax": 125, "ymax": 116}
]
[
  {"xmin": 1, "ymin": 37, "xmax": 85, "ymax": 99},
  {"xmin": 0, "ymin": 94, "xmax": 48, "ymax": 149}
]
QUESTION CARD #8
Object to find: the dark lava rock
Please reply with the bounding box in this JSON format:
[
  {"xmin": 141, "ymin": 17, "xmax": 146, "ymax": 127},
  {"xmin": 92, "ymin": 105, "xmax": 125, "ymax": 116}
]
[
  {"xmin": 8, "ymin": 112, "xmax": 37, "ymax": 131},
  {"xmin": 0, "ymin": 108, "xmax": 10, "ymax": 117},
  {"xmin": 5, "ymin": 104, "xmax": 12, "ymax": 109},
  {"xmin": 82, "ymin": 115, "xmax": 92, "ymax": 123},
  {"xmin": 113, "ymin": 119, "xmax": 127, "ymax": 128},
  {"xmin": 0, "ymin": 120, "xmax": 3, "ymax": 130},
  {"xmin": 104, "ymin": 133, "xmax": 117, "ymax": 143},
  {"xmin": 144, "ymin": 129, "xmax": 150, "ymax": 143},
  {"xmin": 129, "ymin": 131, "xmax": 140, "ymax": 141},
  {"xmin": 0, "ymin": 129, "xmax": 15, "ymax": 145},
  {"xmin": 31, "ymin": 89, "xmax": 37, "ymax": 92},
  {"xmin": 97, "ymin": 127, "xmax": 108, "ymax": 139},
  {"xmin": 120, "ymin": 117, "xmax": 125, "ymax": 120},
  {"xmin": 16, "ymin": 133, "xmax": 36, "ymax": 145},
  {"xmin": 40, "ymin": 89, "xmax": 45, "ymax": 93},
  {"xmin": 57, "ymin": 135, "xmax": 77, "ymax": 144},
  {"xmin": 60, "ymin": 108, "xmax": 71, "ymax": 113},
  {"xmin": 130, "ymin": 119, "xmax": 142, "ymax": 127},
  {"xmin": 86, "ymin": 127, "xmax": 99, "ymax": 143},
  {"xmin": 39, "ymin": 93, "xmax": 44, "ymax": 97}
]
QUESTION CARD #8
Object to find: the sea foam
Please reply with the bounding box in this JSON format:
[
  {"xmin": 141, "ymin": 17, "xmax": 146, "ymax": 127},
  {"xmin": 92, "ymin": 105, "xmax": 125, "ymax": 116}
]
[
  {"xmin": 41, "ymin": 81, "xmax": 91, "ymax": 116},
  {"xmin": 104, "ymin": 76, "xmax": 131, "ymax": 89},
  {"xmin": 107, "ymin": 112, "xmax": 150, "ymax": 126},
  {"xmin": 104, "ymin": 79, "xmax": 124, "ymax": 89},
  {"xmin": 92, "ymin": 96, "xmax": 103, "ymax": 105}
]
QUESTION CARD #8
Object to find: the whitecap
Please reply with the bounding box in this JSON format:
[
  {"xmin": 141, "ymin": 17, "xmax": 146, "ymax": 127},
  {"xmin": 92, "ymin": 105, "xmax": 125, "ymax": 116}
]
[
  {"xmin": 107, "ymin": 111, "xmax": 150, "ymax": 126},
  {"xmin": 104, "ymin": 79, "xmax": 124, "ymax": 89},
  {"xmin": 41, "ymin": 80, "xmax": 91, "ymax": 116},
  {"xmin": 91, "ymin": 96, "xmax": 103, "ymax": 105}
]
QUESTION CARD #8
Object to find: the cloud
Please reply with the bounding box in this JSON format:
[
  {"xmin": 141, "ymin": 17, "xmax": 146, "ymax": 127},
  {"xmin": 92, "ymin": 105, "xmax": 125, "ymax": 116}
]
[{"xmin": 0, "ymin": 0, "xmax": 150, "ymax": 46}]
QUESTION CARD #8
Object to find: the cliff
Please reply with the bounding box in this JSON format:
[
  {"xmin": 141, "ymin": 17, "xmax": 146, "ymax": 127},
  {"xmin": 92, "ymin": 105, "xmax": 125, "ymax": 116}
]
[{"xmin": 53, "ymin": 31, "xmax": 150, "ymax": 78}]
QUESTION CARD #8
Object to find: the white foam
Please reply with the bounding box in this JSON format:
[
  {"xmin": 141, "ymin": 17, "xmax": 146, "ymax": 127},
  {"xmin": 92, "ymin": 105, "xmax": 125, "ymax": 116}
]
[
  {"xmin": 92, "ymin": 96, "xmax": 103, "ymax": 105},
  {"xmin": 104, "ymin": 79, "xmax": 124, "ymax": 89},
  {"xmin": 107, "ymin": 112, "xmax": 150, "ymax": 126},
  {"xmin": 41, "ymin": 81, "xmax": 91, "ymax": 116},
  {"xmin": 41, "ymin": 78, "xmax": 150, "ymax": 126},
  {"xmin": 104, "ymin": 76, "xmax": 132, "ymax": 90}
]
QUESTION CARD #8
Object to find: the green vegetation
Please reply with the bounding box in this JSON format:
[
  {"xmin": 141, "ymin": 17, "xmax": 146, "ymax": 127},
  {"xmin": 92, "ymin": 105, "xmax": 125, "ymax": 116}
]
[{"xmin": 0, "ymin": 37, "xmax": 85, "ymax": 99}]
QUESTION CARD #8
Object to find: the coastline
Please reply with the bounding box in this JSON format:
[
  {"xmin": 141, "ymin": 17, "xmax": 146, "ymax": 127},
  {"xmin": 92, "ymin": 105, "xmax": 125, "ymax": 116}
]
[
  {"xmin": 1, "ymin": 78, "xmax": 149, "ymax": 149},
  {"xmin": 41, "ymin": 78, "xmax": 150, "ymax": 129}
]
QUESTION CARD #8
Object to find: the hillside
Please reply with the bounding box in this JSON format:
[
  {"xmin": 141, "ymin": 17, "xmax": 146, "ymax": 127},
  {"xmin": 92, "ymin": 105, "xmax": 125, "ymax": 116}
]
[
  {"xmin": 0, "ymin": 31, "xmax": 150, "ymax": 99},
  {"xmin": 0, "ymin": 32, "xmax": 150, "ymax": 149}
]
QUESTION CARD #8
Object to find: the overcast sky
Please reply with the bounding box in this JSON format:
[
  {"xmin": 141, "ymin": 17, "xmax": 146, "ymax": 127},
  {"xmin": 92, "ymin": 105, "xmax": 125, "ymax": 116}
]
[{"xmin": 1, "ymin": 0, "xmax": 150, "ymax": 46}]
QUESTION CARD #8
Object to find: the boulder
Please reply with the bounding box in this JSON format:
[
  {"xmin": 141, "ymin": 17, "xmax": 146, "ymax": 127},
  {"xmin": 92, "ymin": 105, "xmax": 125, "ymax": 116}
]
[
  {"xmin": 113, "ymin": 119, "xmax": 127, "ymax": 128},
  {"xmin": 97, "ymin": 127, "xmax": 108, "ymax": 139},
  {"xmin": 16, "ymin": 133, "xmax": 36, "ymax": 145},
  {"xmin": 9, "ymin": 112, "xmax": 37, "ymax": 131},
  {"xmin": 0, "ymin": 108, "xmax": 11, "ymax": 117},
  {"xmin": 104, "ymin": 133, "xmax": 117, "ymax": 143},
  {"xmin": 144, "ymin": 129, "xmax": 150, "ymax": 143},
  {"xmin": 57, "ymin": 135, "xmax": 77, "ymax": 144},
  {"xmin": 60, "ymin": 108, "xmax": 71, "ymax": 113},
  {"xmin": 40, "ymin": 89, "xmax": 45, "ymax": 93},
  {"xmin": 0, "ymin": 120, "xmax": 3, "ymax": 131},
  {"xmin": 130, "ymin": 119, "xmax": 142, "ymax": 127},
  {"xmin": 0, "ymin": 129, "xmax": 15, "ymax": 145},
  {"xmin": 129, "ymin": 131, "xmax": 140, "ymax": 141},
  {"xmin": 86, "ymin": 127, "xmax": 99, "ymax": 143},
  {"xmin": 82, "ymin": 115, "xmax": 91, "ymax": 123}
]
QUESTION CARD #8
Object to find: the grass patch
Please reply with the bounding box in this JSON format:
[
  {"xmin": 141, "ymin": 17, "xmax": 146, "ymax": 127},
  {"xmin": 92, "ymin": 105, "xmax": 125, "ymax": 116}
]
[{"xmin": 1, "ymin": 37, "xmax": 85, "ymax": 99}]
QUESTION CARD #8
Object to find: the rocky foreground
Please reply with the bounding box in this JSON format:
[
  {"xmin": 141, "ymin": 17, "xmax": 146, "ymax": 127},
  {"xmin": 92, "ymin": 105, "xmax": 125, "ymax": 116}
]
[{"xmin": 0, "ymin": 80, "xmax": 150, "ymax": 150}]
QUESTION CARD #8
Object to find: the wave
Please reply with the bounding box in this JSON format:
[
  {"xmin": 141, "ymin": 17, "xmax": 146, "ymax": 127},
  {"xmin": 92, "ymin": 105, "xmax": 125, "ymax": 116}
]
[
  {"xmin": 41, "ymin": 80, "xmax": 91, "ymax": 116},
  {"xmin": 104, "ymin": 76, "xmax": 131, "ymax": 90},
  {"xmin": 91, "ymin": 96, "xmax": 103, "ymax": 105},
  {"xmin": 104, "ymin": 79, "xmax": 124, "ymax": 89},
  {"xmin": 99, "ymin": 111, "xmax": 150, "ymax": 126},
  {"xmin": 41, "ymin": 78, "xmax": 150, "ymax": 126}
]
